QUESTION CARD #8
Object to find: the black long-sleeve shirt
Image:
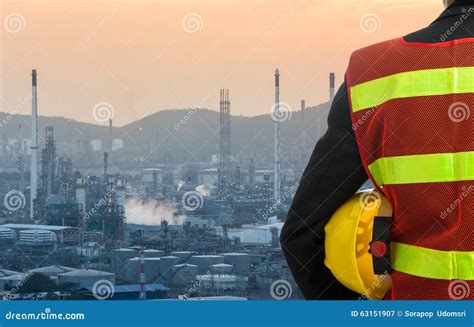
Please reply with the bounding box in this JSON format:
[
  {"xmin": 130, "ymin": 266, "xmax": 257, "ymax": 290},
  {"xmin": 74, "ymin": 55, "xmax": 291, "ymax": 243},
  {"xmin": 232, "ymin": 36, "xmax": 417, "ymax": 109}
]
[{"xmin": 280, "ymin": 1, "xmax": 474, "ymax": 300}]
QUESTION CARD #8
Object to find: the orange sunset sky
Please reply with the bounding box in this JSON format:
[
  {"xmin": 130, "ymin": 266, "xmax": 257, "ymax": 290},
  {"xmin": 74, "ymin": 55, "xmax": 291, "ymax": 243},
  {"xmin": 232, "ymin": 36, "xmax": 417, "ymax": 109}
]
[{"xmin": 1, "ymin": 0, "xmax": 443, "ymax": 125}]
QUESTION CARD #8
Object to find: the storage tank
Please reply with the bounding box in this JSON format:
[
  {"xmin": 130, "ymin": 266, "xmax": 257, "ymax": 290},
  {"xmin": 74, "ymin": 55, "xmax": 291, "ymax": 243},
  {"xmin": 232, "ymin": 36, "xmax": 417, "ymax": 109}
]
[
  {"xmin": 143, "ymin": 249, "xmax": 164, "ymax": 258},
  {"xmin": 125, "ymin": 257, "xmax": 161, "ymax": 283},
  {"xmin": 171, "ymin": 264, "xmax": 198, "ymax": 286},
  {"xmin": 169, "ymin": 251, "xmax": 194, "ymax": 262},
  {"xmin": 210, "ymin": 263, "xmax": 233, "ymax": 274},
  {"xmin": 160, "ymin": 256, "xmax": 179, "ymax": 280},
  {"xmin": 221, "ymin": 253, "xmax": 250, "ymax": 274},
  {"xmin": 196, "ymin": 274, "xmax": 248, "ymax": 291},
  {"xmin": 189, "ymin": 255, "xmax": 224, "ymax": 274},
  {"xmin": 111, "ymin": 248, "xmax": 138, "ymax": 280},
  {"xmin": 58, "ymin": 269, "xmax": 115, "ymax": 288}
]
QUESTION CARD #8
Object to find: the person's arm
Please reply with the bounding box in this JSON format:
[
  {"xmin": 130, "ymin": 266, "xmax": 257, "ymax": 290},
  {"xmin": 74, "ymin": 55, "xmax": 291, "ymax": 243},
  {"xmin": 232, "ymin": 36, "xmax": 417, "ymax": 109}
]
[{"xmin": 280, "ymin": 79, "xmax": 368, "ymax": 300}]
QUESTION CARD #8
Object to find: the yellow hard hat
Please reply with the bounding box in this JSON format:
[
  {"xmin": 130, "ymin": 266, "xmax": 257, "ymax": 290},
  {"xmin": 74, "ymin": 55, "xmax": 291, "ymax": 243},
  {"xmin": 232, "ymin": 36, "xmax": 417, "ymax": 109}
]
[{"xmin": 324, "ymin": 190, "xmax": 392, "ymax": 300}]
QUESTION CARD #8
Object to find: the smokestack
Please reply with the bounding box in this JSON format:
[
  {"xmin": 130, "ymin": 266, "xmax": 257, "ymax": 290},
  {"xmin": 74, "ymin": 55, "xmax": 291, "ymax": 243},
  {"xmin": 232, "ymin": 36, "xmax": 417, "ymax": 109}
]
[
  {"xmin": 273, "ymin": 69, "xmax": 281, "ymax": 201},
  {"xmin": 300, "ymin": 99, "xmax": 306, "ymax": 166},
  {"xmin": 30, "ymin": 69, "xmax": 38, "ymax": 220},
  {"xmin": 103, "ymin": 152, "xmax": 108, "ymax": 177},
  {"xmin": 218, "ymin": 88, "xmax": 231, "ymax": 198},
  {"xmin": 329, "ymin": 73, "xmax": 335, "ymax": 103},
  {"xmin": 108, "ymin": 118, "xmax": 112, "ymax": 153}
]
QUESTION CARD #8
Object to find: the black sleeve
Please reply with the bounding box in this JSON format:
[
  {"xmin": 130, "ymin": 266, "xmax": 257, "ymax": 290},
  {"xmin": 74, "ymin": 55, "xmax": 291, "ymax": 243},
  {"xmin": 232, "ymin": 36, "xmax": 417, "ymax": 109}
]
[{"xmin": 280, "ymin": 79, "xmax": 368, "ymax": 300}]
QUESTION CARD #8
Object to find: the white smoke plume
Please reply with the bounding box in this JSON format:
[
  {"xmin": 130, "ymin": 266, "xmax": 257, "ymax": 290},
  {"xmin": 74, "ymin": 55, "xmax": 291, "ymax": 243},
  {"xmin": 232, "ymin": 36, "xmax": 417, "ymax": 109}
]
[
  {"xmin": 125, "ymin": 198, "xmax": 187, "ymax": 226},
  {"xmin": 195, "ymin": 184, "xmax": 212, "ymax": 196}
]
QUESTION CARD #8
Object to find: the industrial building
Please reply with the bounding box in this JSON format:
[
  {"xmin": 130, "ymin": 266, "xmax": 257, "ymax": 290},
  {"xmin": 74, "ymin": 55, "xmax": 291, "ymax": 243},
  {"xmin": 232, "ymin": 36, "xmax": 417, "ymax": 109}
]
[
  {"xmin": 80, "ymin": 283, "xmax": 169, "ymax": 300},
  {"xmin": 57, "ymin": 269, "xmax": 115, "ymax": 288},
  {"xmin": 0, "ymin": 224, "xmax": 80, "ymax": 246}
]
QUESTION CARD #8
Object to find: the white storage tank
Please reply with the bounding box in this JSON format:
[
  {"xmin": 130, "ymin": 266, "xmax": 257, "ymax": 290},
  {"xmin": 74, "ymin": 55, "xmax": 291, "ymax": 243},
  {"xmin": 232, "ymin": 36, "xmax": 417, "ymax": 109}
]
[
  {"xmin": 125, "ymin": 257, "xmax": 161, "ymax": 283},
  {"xmin": 160, "ymin": 256, "xmax": 179, "ymax": 280},
  {"xmin": 196, "ymin": 274, "xmax": 248, "ymax": 291},
  {"xmin": 169, "ymin": 251, "xmax": 194, "ymax": 262},
  {"xmin": 143, "ymin": 249, "xmax": 164, "ymax": 258},
  {"xmin": 210, "ymin": 263, "xmax": 233, "ymax": 274},
  {"xmin": 111, "ymin": 248, "xmax": 138, "ymax": 280},
  {"xmin": 189, "ymin": 255, "xmax": 224, "ymax": 274},
  {"xmin": 221, "ymin": 253, "xmax": 250, "ymax": 274},
  {"xmin": 171, "ymin": 264, "xmax": 198, "ymax": 286}
]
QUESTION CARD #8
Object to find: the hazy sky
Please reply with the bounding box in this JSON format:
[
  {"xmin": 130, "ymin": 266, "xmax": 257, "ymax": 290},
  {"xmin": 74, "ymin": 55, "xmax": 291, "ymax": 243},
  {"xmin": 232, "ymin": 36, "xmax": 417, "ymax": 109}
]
[{"xmin": 1, "ymin": 0, "xmax": 443, "ymax": 125}]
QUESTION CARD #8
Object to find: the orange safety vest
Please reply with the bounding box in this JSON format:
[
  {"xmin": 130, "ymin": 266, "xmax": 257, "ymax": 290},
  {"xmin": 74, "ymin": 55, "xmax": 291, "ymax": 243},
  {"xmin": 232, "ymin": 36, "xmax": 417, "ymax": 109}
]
[{"xmin": 346, "ymin": 37, "xmax": 474, "ymax": 300}]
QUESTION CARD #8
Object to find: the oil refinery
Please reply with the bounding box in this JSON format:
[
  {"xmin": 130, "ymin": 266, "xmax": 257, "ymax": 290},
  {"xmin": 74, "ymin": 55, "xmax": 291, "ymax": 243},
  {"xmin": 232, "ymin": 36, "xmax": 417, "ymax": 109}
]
[{"xmin": 0, "ymin": 69, "xmax": 336, "ymax": 301}]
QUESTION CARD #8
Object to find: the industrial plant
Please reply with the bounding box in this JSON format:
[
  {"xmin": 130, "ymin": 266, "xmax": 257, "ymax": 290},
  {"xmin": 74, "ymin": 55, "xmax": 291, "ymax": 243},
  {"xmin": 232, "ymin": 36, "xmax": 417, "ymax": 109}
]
[{"xmin": 0, "ymin": 69, "xmax": 336, "ymax": 301}]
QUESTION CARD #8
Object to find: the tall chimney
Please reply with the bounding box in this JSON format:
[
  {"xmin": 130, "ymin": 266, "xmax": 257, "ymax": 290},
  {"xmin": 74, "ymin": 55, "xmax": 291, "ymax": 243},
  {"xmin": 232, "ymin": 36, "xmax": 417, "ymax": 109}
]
[
  {"xmin": 273, "ymin": 69, "xmax": 281, "ymax": 201},
  {"xmin": 329, "ymin": 72, "xmax": 335, "ymax": 103},
  {"xmin": 108, "ymin": 118, "xmax": 113, "ymax": 154},
  {"xmin": 103, "ymin": 152, "xmax": 108, "ymax": 177},
  {"xmin": 300, "ymin": 99, "xmax": 306, "ymax": 166},
  {"xmin": 30, "ymin": 69, "xmax": 38, "ymax": 220}
]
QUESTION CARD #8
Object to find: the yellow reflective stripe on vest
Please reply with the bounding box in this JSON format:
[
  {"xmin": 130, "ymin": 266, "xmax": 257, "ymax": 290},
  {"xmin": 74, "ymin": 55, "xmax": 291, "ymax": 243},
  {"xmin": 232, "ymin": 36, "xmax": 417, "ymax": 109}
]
[
  {"xmin": 392, "ymin": 242, "xmax": 474, "ymax": 280},
  {"xmin": 368, "ymin": 152, "xmax": 474, "ymax": 186},
  {"xmin": 350, "ymin": 66, "xmax": 474, "ymax": 112}
]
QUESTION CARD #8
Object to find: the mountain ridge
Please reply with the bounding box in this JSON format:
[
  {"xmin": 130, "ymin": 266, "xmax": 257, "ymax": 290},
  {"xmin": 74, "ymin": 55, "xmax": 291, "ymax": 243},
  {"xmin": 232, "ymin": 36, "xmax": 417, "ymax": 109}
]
[{"xmin": 0, "ymin": 102, "xmax": 331, "ymax": 165}]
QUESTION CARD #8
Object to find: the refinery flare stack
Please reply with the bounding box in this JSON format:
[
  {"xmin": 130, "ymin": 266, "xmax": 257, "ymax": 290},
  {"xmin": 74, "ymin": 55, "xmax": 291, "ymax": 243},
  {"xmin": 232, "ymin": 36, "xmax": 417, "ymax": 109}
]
[
  {"xmin": 273, "ymin": 69, "xmax": 281, "ymax": 202},
  {"xmin": 30, "ymin": 69, "xmax": 38, "ymax": 220}
]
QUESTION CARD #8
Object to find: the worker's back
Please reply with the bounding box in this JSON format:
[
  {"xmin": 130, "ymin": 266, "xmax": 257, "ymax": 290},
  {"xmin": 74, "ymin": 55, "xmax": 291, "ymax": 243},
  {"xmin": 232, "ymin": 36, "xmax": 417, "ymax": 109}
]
[{"xmin": 346, "ymin": 37, "xmax": 474, "ymax": 299}]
